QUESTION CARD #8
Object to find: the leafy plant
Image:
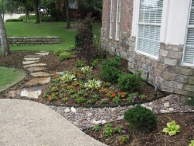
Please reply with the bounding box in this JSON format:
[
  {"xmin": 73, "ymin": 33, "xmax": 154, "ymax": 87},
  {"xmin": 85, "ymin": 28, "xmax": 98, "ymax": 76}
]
[
  {"xmin": 87, "ymin": 99, "xmax": 95, "ymax": 104},
  {"xmin": 103, "ymin": 82, "xmax": 111, "ymax": 87},
  {"xmin": 84, "ymin": 79, "xmax": 102, "ymax": 90},
  {"xmin": 163, "ymin": 120, "xmax": 180, "ymax": 136},
  {"xmin": 92, "ymin": 125, "xmax": 101, "ymax": 131},
  {"xmin": 115, "ymin": 126, "xmax": 122, "ymax": 133},
  {"xmin": 113, "ymin": 96, "xmax": 121, "ymax": 104},
  {"xmin": 189, "ymin": 140, "xmax": 194, "ymax": 146},
  {"xmin": 61, "ymin": 72, "xmax": 75, "ymax": 83},
  {"xmin": 127, "ymin": 93, "xmax": 138, "ymax": 103},
  {"xmin": 78, "ymin": 90, "xmax": 84, "ymax": 96},
  {"xmin": 124, "ymin": 105, "xmax": 157, "ymax": 132},
  {"xmin": 91, "ymin": 58, "xmax": 99, "ymax": 68},
  {"xmin": 76, "ymin": 97, "xmax": 85, "ymax": 104},
  {"xmin": 68, "ymin": 89, "xmax": 76, "ymax": 95},
  {"xmin": 118, "ymin": 71, "xmax": 143, "ymax": 92},
  {"xmin": 70, "ymin": 94, "xmax": 78, "ymax": 99},
  {"xmin": 76, "ymin": 60, "xmax": 85, "ymax": 67},
  {"xmin": 184, "ymin": 96, "xmax": 194, "ymax": 106},
  {"xmin": 118, "ymin": 135, "xmax": 129, "ymax": 145},
  {"xmin": 81, "ymin": 66, "xmax": 93, "ymax": 74},
  {"xmin": 59, "ymin": 52, "xmax": 71, "ymax": 60},
  {"xmin": 103, "ymin": 123, "xmax": 113, "ymax": 137},
  {"xmin": 93, "ymin": 94, "xmax": 100, "ymax": 100},
  {"xmin": 62, "ymin": 97, "xmax": 68, "ymax": 102},
  {"xmin": 139, "ymin": 94, "xmax": 147, "ymax": 100},
  {"xmin": 54, "ymin": 48, "xmax": 66, "ymax": 56}
]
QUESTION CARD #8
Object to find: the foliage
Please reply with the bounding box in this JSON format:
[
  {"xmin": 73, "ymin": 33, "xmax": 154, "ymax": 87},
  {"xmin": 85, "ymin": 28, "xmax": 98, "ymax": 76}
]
[
  {"xmin": 6, "ymin": 19, "xmax": 23, "ymax": 22},
  {"xmin": 113, "ymin": 96, "xmax": 121, "ymax": 104},
  {"xmin": 92, "ymin": 125, "xmax": 101, "ymax": 131},
  {"xmin": 59, "ymin": 52, "xmax": 71, "ymax": 60},
  {"xmin": 103, "ymin": 123, "xmax": 113, "ymax": 137},
  {"xmin": 118, "ymin": 135, "xmax": 129, "ymax": 145},
  {"xmin": 54, "ymin": 48, "xmax": 66, "ymax": 56},
  {"xmin": 184, "ymin": 96, "xmax": 194, "ymax": 106},
  {"xmin": 50, "ymin": 8, "xmax": 62, "ymax": 21},
  {"xmin": 87, "ymin": 99, "xmax": 95, "ymax": 104},
  {"xmin": 41, "ymin": 16, "xmax": 56, "ymax": 22},
  {"xmin": 61, "ymin": 72, "xmax": 75, "ymax": 83},
  {"xmin": 81, "ymin": 66, "xmax": 93, "ymax": 74},
  {"xmin": 92, "ymin": 94, "xmax": 100, "ymax": 100},
  {"xmin": 76, "ymin": 97, "xmax": 85, "ymax": 104},
  {"xmin": 118, "ymin": 71, "xmax": 143, "ymax": 92},
  {"xmin": 100, "ymin": 56, "xmax": 121, "ymax": 83},
  {"xmin": 124, "ymin": 105, "xmax": 157, "ymax": 132},
  {"xmin": 84, "ymin": 79, "xmax": 102, "ymax": 90},
  {"xmin": 163, "ymin": 120, "xmax": 180, "ymax": 136},
  {"xmin": 76, "ymin": 60, "xmax": 85, "ymax": 67},
  {"xmin": 189, "ymin": 140, "xmax": 194, "ymax": 146},
  {"xmin": 115, "ymin": 126, "xmax": 122, "ymax": 133},
  {"xmin": 127, "ymin": 93, "xmax": 138, "ymax": 103},
  {"xmin": 81, "ymin": 0, "xmax": 102, "ymax": 12}
]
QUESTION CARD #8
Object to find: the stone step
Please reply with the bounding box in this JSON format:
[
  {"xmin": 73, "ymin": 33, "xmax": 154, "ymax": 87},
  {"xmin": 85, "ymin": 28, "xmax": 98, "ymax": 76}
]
[
  {"xmin": 25, "ymin": 55, "xmax": 41, "ymax": 58},
  {"xmin": 25, "ymin": 77, "xmax": 51, "ymax": 86},
  {"xmin": 27, "ymin": 67, "xmax": 47, "ymax": 72},
  {"xmin": 23, "ymin": 60, "xmax": 39, "ymax": 65},
  {"xmin": 24, "ymin": 58, "xmax": 40, "ymax": 61},
  {"xmin": 31, "ymin": 72, "xmax": 53, "ymax": 77},
  {"xmin": 7, "ymin": 86, "xmax": 46, "ymax": 99},
  {"xmin": 23, "ymin": 63, "xmax": 47, "ymax": 68},
  {"xmin": 36, "ymin": 52, "xmax": 49, "ymax": 56}
]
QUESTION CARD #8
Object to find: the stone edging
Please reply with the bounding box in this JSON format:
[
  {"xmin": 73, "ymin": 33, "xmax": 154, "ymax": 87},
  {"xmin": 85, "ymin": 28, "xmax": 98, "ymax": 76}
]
[{"xmin": 0, "ymin": 36, "xmax": 60, "ymax": 46}]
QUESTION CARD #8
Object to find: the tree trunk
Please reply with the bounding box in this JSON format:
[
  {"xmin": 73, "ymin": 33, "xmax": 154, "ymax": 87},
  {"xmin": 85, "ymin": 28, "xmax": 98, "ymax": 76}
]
[
  {"xmin": 34, "ymin": 0, "xmax": 40, "ymax": 23},
  {"xmin": 23, "ymin": 4, "xmax": 29, "ymax": 22},
  {"xmin": 0, "ymin": 15, "xmax": 10, "ymax": 56},
  {"xmin": 65, "ymin": 0, "xmax": 70, "ymax": 29},
  {"xmin": 2, "ymin": 0, "xmax": 4, "ymax": 21}
]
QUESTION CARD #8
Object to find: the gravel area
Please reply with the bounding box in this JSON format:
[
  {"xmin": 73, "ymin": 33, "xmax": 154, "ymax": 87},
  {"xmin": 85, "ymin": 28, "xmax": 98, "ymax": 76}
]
[{"xmin": 49, "ymin": 94, "xmax": 194, "ymax": 130}]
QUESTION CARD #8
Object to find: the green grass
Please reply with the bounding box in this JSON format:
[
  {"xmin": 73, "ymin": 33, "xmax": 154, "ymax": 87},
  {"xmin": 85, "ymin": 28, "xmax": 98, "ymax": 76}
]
[
  {"xmin": 0, "ymin": 67, "xmax": 26, "ymax": 92},
  {"xmin": 2, "ymin": 15, "xmax": 102, "ymax": 52}
]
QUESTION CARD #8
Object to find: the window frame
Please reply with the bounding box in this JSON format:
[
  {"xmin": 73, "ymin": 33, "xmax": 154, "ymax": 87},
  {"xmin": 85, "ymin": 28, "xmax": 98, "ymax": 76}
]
[
  {"xmin": 182, "ymin": 0, "xmax": 194, "ymax": 66},
  {"xmin": 115, "ymin": 0, "xmax": 121, "ymax": 40},
  {"xmin": 109, "ymin": 0, "xmax": 115, "ymax": 38},
  {"xmin": 136, "ymin": 0, "xmax": 164, "ymax": 59}
]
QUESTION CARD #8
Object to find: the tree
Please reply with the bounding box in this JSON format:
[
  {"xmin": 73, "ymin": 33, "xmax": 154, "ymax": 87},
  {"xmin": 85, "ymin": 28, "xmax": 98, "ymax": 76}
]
[
  {"xmin": 34, "ymin": 0, "xmax": 40, "ymax": 23},
  {"xmin": 0, "ymin": 14, "xmax": 10, "ymax": 56},
  {"xmin": 64, "ymin": 0, "xmax": 70, "ymax": 28}
]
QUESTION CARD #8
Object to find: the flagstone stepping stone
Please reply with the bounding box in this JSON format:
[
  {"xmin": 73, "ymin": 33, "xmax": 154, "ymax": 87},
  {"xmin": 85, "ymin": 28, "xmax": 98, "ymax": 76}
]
[
  {"xmin": 7, "ymin": 86, "xmax": 46, "ymax": 99},
  {"xmin": 23, "ymin": 63, "xmax": 47, "ymax": 68},
  {"xmin": 24, "ymin": 58, "xmax": 40, "ymax": 61},
  {"xmin": 56, "ymin": 72, "xmax": 64, "ymax": 75},
  {"xmin": 36, "ymin": 52, "xmax": 49, "ymax": 56},
  {"xmin": 25, "ymin": 77, "xmax": 51, "ymax": 86},
  {"xmin": 31, "ymin": 72, "xmax": 53, "ymax": 77},
  {"xmin": 25, "ymin": 55, "xmax": 41, "ymax": 58},
  {"xmin": 27, "ymin": 67, "xmax": 47, "ymax": 72},
  {"xmin": 23, "ymin": 60, "xmax": 39, "ymax": 65}
]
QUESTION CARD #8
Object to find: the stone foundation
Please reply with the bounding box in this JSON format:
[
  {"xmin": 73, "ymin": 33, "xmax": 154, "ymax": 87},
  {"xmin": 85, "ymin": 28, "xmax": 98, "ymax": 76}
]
[
  {"xmin": 101, "ymin": 28, "xmax": 194, "ymax": 96},
  {"xmin": 0, "ymin": 36, "xmax": 61, "ymax": 46}
]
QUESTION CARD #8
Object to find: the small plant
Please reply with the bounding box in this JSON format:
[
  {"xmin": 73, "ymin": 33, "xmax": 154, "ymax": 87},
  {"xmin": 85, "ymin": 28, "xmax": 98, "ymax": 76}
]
[
  {"xmin": 62, "ymin": 97, "xmax": 68, "ymax": 102},
  {"xmin": 103, "ymin": 82, "xmax": 111, "ymax": 87},
  {"xmin": 81, "ymin": 66, "xmax": 93, "ymax": 74},
  {"xmin": 76, "ymin": 60, "xmax": 85, "ymax": 67},
  {"xmin": 92, "ymin": 125, "xmax": 101, "ymax": 131},
  {"xmin": 91, "ymin": 58, "xmax": 99, "ymax": 68},
  {"xmin": 189, "ymin": 140, "xmax": 194, "ymax": 146},
  {"xmin": 70, "ymin": 94, "xmax": 79, "ymax": 99},
  {"xmin": 115, "ymin": 126, "xmax": 123, "ymax": 133},
  {"xmin": 54, "ymin": 48, "xmax": 66, "ymax": 56},
  {"xmin": 118, "ymin": 135, "xmax": 129, "ymax": 145},
  {"xmin": 48, "ymin": 94, "xmax": 57, "ymax": 101},
  {"xmin": 118, "ymin": 71, "xmax": 143, "ymax": 92},
  {"xmin": 83, "ymin": 93, "xmax": 89, "ymax": 97},
  {"xmin": 84, "ymin": 79, "xmax": 102, "ymax": 90},
  {"xmin": 124, "ymin": 105, "xmax": 157, "ymax": 132},
  {"xmin": 68, "ymin": 89, "xmax": 76, "ymax": 95},
  {"xmin": 184, "ymin": 96, "xmax": 194, "ymax": 106},
  {"xmin": 163, "ymin": 120, "xmax": 180, "ymax": 136},
  {"xmin": 118, "ymin": 92, "xmax": 127, "ymax": 98},
  {"xmin": 87, "ymin": 99, "xmax": 95, "ymax": 104},
  {"xmin": 59, "ymin": 52, "xmax": 71, "ymax": 60},
  {"xmin": 93, "ymin": 94, "xmax": 100, "ymax": 100},
  {"xmin": 76, "ymin": 97, "xmax": 85, "ymax": 104},
  {"xmin": 127, "ymin": 93, "xmax": 138, "ymax": 103},
  {"xmin": 139, "ymin": 94, "xmax": 147, "ymax": 100},
  {"xmin": 78, "ymin": 90, "xmax": 84, "ymax": 96},
  {"xmin": 113, "ymin": 96, "xmax": 121, "ymax": 104},
  {"xmin": 61, "ymin": 72, "xmax": 75, "ymax": 83},
  {"xmin": 103, "ymin": 123, "xmax": 113, "ymax": 137}
]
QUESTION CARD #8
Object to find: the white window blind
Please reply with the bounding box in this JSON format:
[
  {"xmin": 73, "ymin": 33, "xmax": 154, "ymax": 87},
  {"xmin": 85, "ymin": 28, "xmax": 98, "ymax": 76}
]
[
  {"xmin": 137, "ymin": 0, "xmax": 163, "ymax": 58},
  {"xmin": 183, "ymin": 0, "xmax": 194, "ymax": 65},
  {"xmin": 115, "ymin": 0, "xmax": 121, "ymax": 40},
  {"xmin": 109, "ymin": 0, "xmax": 114, "ymax": 38}
]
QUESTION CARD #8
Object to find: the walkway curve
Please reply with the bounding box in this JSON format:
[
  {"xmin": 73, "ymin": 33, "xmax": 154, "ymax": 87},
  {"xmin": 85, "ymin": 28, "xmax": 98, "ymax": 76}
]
[{"xmin": 0, "ymin": 99, "xmax": 106, "ymax": 146}]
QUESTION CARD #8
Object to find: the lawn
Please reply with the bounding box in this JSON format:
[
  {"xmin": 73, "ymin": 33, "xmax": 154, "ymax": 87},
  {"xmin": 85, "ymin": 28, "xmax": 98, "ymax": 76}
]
[
  {"xmin": 3, "ymin": 15, "xmax": 102, "ymax": 52},
  {"xmin": 0, "ymin": 67, "xmax": 26, "ymax": 92}
]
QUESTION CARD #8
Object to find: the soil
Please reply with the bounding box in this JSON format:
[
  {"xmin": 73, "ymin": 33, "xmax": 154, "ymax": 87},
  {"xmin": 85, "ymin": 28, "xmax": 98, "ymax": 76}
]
[{"xmin": 0, "ymin": 51, "xmax": 194, "ymax": 146}]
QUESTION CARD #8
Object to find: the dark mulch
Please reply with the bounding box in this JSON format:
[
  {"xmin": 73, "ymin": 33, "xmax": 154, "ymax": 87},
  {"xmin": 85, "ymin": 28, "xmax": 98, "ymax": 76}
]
[{"xmin": 84, "ymin": 113, "xmax": 194, "ymax": 146}]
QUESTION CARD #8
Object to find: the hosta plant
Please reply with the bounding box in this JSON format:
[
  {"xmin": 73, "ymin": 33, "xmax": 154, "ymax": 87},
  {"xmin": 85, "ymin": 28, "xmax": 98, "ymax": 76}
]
[
  {"xmin": 81, "ymin": 66, "xmax": 93, "ymax": 74},
  {"xmin": 84, "ymin": 79, "xmax": 102, "ymax": 90},
  {"xmin": 163, "ymin": 120, "xmax": 180, "ymax": 136},
  {"xmin": 61, "ymin": 72, "xmax": 75, "ymax": 83},
  {"xmin": 189, "ymin": 140, "xmax": 194, "ymax": 146}
]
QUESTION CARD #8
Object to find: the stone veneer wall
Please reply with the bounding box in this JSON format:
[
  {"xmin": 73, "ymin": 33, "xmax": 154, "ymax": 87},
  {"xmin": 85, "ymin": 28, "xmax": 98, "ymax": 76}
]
[
  {"xmin": 101, "ymin": 28, "xmax": 194, "ymax": 96},
  {"xmin": 0, "ymin": 36, "xmax": 60, "ymax": 46}
]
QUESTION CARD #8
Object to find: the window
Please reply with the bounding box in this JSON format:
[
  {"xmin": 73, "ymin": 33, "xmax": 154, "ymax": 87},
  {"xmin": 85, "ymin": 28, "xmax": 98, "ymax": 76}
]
[
  {"xmin": 183, "ymin": 0, "xmax": 194, "ymax": 65},
  {"xmin": 69, "ymin": 0, "xmax": 78, "ymax": 9},
  {"xmin": 109, "ymin": 0, "xmax": 114, "ymax": 38},
  {"xmin": 115, "ymin": 0, "xmax": 121, "ymax": 40},
  {"xmin": 137, "ymin": 0, "xmax": 163, "ymax": 58}
]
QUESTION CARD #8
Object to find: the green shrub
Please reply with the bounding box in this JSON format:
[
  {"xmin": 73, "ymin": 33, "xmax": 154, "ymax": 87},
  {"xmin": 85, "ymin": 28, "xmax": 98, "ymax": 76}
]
[
  {"xmin": 6, "ymin": 19, "xmax": 23, "ymax": 22},
  {"xmin": 67, "ymin": 45, "xmax": 75, "ymax": 51},
  {"xmin": 59, "ymin": 52, "xmax": 71, "ymax": 60},
  {"xmin": 76, "ymin": 60, "xmax": 85, "ymax": 67},
  {"xmin": 124, "ymin": 105, "xmax": 157, "ymax": 132},
  {"xmin": 118, "ymin": 71, "xmax": 143, "ymax": 92},
  {"xmin": 100, "ymin": 56, "xmax": 121, "ymax": 83},
  {"xmin": 54, "ymin": 48, "xmax": 66, "ymax": 56},
  {"xmin": 184, "ymin": 96, "xmax": 194, "ymax": 106},
  {"xmin": 41, "ymin": 16, "xmax": 55, "ymax": 22}
]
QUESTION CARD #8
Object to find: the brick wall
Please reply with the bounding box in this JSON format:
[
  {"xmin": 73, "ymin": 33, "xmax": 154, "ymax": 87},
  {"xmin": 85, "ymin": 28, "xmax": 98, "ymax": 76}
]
[
  {"xmin": 0, "ymin": 36, "xmax": 60, "ymax": 46},
  {"xmin": 101, "ymin": 0, "xmax": 194, "ymax": 96}
]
